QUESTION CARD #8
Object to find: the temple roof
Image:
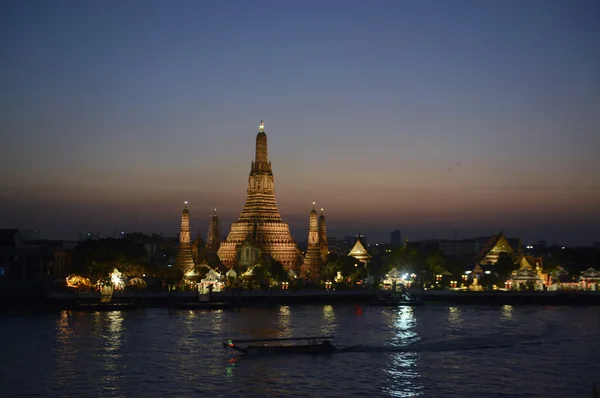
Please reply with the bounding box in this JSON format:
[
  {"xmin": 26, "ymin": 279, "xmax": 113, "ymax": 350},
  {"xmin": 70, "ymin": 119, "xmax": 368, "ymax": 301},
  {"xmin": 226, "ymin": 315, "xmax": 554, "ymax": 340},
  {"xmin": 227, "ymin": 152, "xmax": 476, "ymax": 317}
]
[
  {"xmin": 581, "ymin": 268, "xmax": 600, "ymax": 277},
  {"xmin": 204, "ymin": 252, "xmax": 228, "ymax": 274},
  {"xmin": 472, "ymin": 232, "xmax": 515, "ymax": 264},
  {"xmin": 515, "ymin": 254, "xmax": 543, "ymax": 270},
  {"xmin": 511, "ymin": 268, "xmax": 542, "ymax": 281},
  {"xmin": 349, "ymin": 237, "xmax": 370, "ymax": 262}
]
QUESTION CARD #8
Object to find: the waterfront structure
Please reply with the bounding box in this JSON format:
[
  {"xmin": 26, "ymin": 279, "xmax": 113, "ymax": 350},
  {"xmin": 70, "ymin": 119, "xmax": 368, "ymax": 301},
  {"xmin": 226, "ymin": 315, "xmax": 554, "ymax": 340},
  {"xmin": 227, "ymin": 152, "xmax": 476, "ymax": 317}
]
[
  {"xmin": 217, "ymin": 121, "xmax": 302, "ymax": 271},
  {"xmin": 580, "ymin": 268, "xmax": 600, "ymax": 290},
  {"xmin": 318, "ymin": 208, "xmax": 328, "ymax": 262},
  {"xmin": 510, "ymin": 268, "xmax": 544, "ymax": 290},
  {"xmin": 302, "ymin": 203, "xmax": 324, "ymax": 279},
  {"xmin": 348, "ymin": 235, "xmax": 371, "ymax": 264},
  {"xmin": 382, "ymin": 267, "xmax": 404, "ymax": 289},
  {"xmin": 174, "ymin": 202, "xmax": 195, "ymax": 272}
]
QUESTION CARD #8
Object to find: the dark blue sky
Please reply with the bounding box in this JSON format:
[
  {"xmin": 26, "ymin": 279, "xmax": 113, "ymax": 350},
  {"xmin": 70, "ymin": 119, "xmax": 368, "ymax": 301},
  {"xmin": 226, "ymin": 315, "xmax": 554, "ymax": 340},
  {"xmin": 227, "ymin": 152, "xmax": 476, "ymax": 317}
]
[{"xmin": 1, "ymin": 0, "xmax": 599, "ymax": 245}]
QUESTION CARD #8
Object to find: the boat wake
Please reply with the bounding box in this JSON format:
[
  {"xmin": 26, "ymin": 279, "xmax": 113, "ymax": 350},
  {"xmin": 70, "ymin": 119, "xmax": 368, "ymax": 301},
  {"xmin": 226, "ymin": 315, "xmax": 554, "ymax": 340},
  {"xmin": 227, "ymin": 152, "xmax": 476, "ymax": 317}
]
[{"xmin": 340, "ymin": 334, "xmax": 547, "ymax": 354}]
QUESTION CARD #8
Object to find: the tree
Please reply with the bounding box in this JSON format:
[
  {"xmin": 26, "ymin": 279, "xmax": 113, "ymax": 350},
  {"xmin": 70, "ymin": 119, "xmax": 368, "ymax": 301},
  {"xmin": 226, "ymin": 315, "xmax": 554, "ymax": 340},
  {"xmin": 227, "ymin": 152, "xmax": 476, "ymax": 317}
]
[
  {"xmin": 321, "ymin": 261, "xmax": 338, "ymax": 281},
  {"xmin": 122, "ymin": 232, "xmax": 152, "ymax": 245},
  {"xmin": 267, "ymin": 261, "xmax": 288, "ymax": 282},
  {"xmin": 495, "ymin": 252, "xmax": 517, "ymax": 280},
  {"xmin": 71, "ymin": 238, "xmax": 148, "ymax": 282},
  {"xmin": 366, "ymin": 254, "xmax": 387, "ymax": 280},
  {"xmin": 337, "ymin": 255, "xmax": 359, "ymax": 279},
  {"xmin": 385, "ymin": 247, "xmax": 409, "ymax": 269},
  {"xmin": 122, "ymin": 264, "xmax": 146, "ymax": 278},
  {"xmin": 426, "ymin": 252, "xmax": 446, "ymax": 275}
]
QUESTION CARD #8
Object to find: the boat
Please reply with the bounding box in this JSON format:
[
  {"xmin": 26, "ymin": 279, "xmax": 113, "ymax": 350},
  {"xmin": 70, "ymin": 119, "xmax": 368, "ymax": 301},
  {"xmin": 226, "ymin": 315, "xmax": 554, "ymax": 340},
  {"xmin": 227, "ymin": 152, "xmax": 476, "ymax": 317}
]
[
  {"xmin": 366, "ymin": 290, "xmax": 424, "ymax": 307},
  {"xmin": 223, "ymin": 336, "xmax": 354, "ymax": 356}
]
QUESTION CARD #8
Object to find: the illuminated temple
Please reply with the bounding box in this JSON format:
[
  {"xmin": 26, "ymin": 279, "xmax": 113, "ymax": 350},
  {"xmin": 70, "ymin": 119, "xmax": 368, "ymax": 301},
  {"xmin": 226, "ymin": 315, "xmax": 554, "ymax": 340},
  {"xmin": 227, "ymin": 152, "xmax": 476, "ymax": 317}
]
[
  {"xmin": 217, "ymin": 121, "xmax": 303, "ymax": 270},
  {"xmin": 175, "ymin": 201, "xmax": 195, "ymax": 272},
  {"xmin": 301, "ymin": 203, "xmax": 324, "ymax": 279}
]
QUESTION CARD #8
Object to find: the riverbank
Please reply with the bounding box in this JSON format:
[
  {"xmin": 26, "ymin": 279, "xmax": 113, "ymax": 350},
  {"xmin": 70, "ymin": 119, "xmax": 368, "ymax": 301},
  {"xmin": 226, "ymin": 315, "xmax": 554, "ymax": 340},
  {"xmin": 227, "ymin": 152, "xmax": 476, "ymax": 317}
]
[
  {"xmin": 409, "ymin": 289, "xmax": 600, "ymax": 305},
  {"xmin": 2, "ymin": 289, "xmax": 600, "ymax": 311}
]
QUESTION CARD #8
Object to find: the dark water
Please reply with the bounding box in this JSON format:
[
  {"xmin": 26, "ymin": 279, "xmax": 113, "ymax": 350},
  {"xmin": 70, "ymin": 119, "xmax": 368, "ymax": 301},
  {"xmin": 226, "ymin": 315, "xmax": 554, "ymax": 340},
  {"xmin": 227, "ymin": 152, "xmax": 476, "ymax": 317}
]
[{"xmin": 1, "ymin": 304, "xmax": 599, "ymax": 397}]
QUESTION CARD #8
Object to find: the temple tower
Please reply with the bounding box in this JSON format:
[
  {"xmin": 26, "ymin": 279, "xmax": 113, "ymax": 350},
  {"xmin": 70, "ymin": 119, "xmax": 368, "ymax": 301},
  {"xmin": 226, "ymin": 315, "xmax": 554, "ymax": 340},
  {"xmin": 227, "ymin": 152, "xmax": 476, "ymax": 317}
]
[
  {"xmin": 218, "ymin": 121, "xmax": 302, "ymax": 270},
  {"xmin": 175, "ymin": 201, "xmax": 195, "ymax": 272},
  {"xmin": 302, "ymin": 202, "xmax": 324, "ymax": 279},
  {"xmin": 318, "ymin": 208, "xmax": 328, "ymax": 262},
  {"xmin": 206, "ymin": 209, "xmax": 221, "ymax": 253}
]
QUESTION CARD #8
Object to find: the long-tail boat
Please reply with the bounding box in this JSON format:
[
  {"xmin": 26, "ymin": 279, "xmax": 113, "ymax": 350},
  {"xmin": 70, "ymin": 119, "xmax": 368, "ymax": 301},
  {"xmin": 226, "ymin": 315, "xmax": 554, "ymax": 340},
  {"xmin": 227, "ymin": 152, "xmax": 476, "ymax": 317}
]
[{"xmin": 223, "ymin": 336, "xmax": 356, "ymax": 355}]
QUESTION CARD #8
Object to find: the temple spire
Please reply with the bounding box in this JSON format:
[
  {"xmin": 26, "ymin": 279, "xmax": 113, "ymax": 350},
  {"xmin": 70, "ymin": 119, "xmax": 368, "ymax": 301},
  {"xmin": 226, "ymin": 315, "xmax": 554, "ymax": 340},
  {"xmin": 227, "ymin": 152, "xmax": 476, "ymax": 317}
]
[
  {"xmin": 255, "ymin": 120, "xmax": 268, "ymax": 163},
  {"xmin": 318, "ymin": 207, "xmax": 328, "ymax": 262},
  {"xmin": 206, "ymin": 208, "xmax": 221, "ymax": 253},
  {"xmin": 175, "ymin": 201, "xmax": 195, "ymax": 272},
  {"xmin": 302, "ymin": 202, "xmax": 323, "ymax": 279}
]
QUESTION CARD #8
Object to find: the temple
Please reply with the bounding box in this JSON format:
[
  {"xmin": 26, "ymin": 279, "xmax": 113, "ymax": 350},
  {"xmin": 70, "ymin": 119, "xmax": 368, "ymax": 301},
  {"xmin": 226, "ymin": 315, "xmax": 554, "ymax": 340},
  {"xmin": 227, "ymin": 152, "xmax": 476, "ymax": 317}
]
[
  {"xmin": 318, "ymin": 208, "xmax": 328, "ymax": 262},
  {"xmin": 206, "ymin": 209, "xmax": 221, "ymax": 253},
  {"xmin": 217, "ymin": 121, "xmax": 302, "ymax": 271},
  {"xmin": 174, "ymin": 201, "xmax": 195, "ymax": 272},
  {"xmin": 348, "ymin": 235, "xmax": 370, "ymax": 264},
  {"xmin": 302, "ymin": 203, "xmax": 324, "ymax": 279},
  {"xmin": 472, "ymin": 231, "xmax": 516, "ymax": 265}
]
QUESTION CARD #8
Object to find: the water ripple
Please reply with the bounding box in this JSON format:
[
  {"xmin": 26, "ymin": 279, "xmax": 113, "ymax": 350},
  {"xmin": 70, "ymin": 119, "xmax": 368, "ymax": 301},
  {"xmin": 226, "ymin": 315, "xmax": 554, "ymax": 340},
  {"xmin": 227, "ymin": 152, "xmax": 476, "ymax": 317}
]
[{"xmin": 0, "ymin": 305, "xmax": 599, "ymax": 397}]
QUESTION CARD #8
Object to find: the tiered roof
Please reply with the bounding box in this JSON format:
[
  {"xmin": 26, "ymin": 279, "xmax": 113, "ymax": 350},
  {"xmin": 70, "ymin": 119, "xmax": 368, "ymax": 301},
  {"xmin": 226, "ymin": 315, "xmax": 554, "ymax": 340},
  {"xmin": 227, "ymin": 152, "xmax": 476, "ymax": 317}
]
[{"xmin": 349, "ymin": 236, "xmax": 370, "ymax": 263}]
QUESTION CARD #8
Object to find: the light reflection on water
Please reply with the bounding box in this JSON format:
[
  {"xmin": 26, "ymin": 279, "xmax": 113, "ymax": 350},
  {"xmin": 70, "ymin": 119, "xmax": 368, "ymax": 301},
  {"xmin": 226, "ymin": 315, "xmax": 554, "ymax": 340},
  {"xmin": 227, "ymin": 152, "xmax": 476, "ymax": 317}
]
[
  {"xmin": 99, "ymin": 311, "xmax": 125, "ymax": 396},
  {"xmin": 502, "ymin": 304, "xmax": 513, "ymax": 320},
  {"xmin": 448, "ymin": 306, "xmax": 461, "ymax": 328},
  {"xmin": 321, "ymin": 305, "xmax": 336, "ymax": 336},
  {"xmin": 386, "ymin": 306, "xmax": 423, "ymax": 397},
  {"xmin": 278, "ymin": 305, "xmax": 292, "ymax": 339},
  {"xmin": 2, "ymin": 305, "xmax": 600, "ymax": 397}
]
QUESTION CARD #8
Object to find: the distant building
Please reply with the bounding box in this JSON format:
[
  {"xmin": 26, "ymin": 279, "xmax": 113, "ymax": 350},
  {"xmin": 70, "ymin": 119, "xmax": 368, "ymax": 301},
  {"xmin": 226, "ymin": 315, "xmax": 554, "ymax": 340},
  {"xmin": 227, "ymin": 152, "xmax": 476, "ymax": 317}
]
[
  {"xmin": 390, "ymin": 230, "xmax": 402, "ymax": 246},
  {"xmin": 437, "ymin": 239, "xmax": 481, "ymax": 257},
  {"xmin": 26, "ymin": 239, "xmax": 73, "ymax": 279},
  {"xmin": 0, "ymin": 229, "xmax": 45, "ymax": 282},
  {"xmin": 344, "ymin": 234, "xmax": 366, "ymax": 245},
  {"xmin": 21, "ymin": 229, "xmax": 41, "ymax": 241},
  {"xmin": 404, "ymin": 232, "xmax": 522, "ymax": 259},
  {"xmin": 326, "ymin": 237, "xmax": 341, "ymax": 256}
]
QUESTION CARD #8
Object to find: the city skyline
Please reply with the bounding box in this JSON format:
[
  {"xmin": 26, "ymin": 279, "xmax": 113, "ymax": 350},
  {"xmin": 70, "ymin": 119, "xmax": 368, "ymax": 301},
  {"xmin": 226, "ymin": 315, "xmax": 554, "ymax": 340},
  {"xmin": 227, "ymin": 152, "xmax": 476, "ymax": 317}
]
[{"xmin": 1, "ymin": 1, "xmax": 599, "ymax": 245}]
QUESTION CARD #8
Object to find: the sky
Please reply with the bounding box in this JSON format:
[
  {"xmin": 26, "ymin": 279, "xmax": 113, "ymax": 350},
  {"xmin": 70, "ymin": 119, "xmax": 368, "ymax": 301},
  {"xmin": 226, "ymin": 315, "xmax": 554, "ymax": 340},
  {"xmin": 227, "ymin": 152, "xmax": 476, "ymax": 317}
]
[{"xmin": 1, "ymin": 0, "xmax": 599, "ymax": 245}]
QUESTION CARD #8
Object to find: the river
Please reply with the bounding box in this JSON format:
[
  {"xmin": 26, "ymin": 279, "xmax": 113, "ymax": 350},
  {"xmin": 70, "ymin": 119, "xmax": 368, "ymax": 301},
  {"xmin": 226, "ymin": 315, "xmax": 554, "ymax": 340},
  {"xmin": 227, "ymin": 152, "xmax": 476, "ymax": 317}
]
[{"xmin": 1, "ymin": 304, "xmax": 599, "ymax": 397}]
